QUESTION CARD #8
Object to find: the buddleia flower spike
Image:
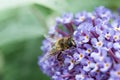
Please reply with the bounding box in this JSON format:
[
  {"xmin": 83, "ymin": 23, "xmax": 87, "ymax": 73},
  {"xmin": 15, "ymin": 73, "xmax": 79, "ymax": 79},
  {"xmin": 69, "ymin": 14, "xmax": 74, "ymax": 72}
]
[{"xmin": 38, "ymin": 6, "xmax": 120, "ymax": 80}]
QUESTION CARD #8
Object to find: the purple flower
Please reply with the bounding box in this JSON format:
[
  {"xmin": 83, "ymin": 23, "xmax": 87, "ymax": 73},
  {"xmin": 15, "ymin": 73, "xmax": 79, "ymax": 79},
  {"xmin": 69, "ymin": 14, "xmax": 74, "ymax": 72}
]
[
  {"xmin": 91, "ymin": 35, "xmax": 104, "ymax": 50},
  {"xmin": 112, "ymin": 19, "xmax": 120, "ymax": 32},
  {"xmin": 115, "ymin": 50, "xmax": 120, "ymax": 60},
  {"xmin": 94, "ymin": 6, "xmax": 113, "ymax": 21},
  {"xmin": 38, "ymin": 6, "xmax": 120, "ymax": 80},
  {"xmin": 74, "ymin": 11, "xmax": 88, "ymax": 26},
  {"xmin": 56, "ymin": 13, "xmax": 73, "ymax": 24},
  {"xmin": 83, "ymin": 44, "xmax": 92, "ymax": 54},
  {"xmin": 109, "ymin": 64, "xmax": 120, "ymax": 80}
]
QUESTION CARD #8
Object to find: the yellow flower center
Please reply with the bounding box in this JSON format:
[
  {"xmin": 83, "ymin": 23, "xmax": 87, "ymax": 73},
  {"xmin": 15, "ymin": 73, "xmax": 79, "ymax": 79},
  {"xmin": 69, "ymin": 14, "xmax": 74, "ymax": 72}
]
[
  {"xmin": 114, "ymin": 27, "xmax": 120, "ymax": 31},
  {"xmin": 96, "ymin": 41, "xmax": 103, "ymax": 47},
  {"xmin": 80, "ymin": 16, "xmax": 85, "ymax": 21},
  {"xmin": 88, "ymin": 61, "xmax": 90, "ymax": 64},
  {"xmin": 105, "ymin": 34, "xmax": 110, "ymax": 39},
  {"xmin": 85, "ymin": 35, "xmax": 89, "ymax": 40},
  {"xmin": 117, "ymin": 71, "xmax": 120, "ymax": 76},
  {"xmin": 80, "ymin": 54, "xmax": 83, "ymax": 58},
  {"xmin": 87, "ymin": 49, "xmax": 91, "ymax": 53},
  {"xmin": 71, "ymin": 60, "xmax": 75, "ymax": 64},
  {"xmin": 114, "ymin": 35, "xmax": 119, "ymax": 40},
  {"xmin": 105, "ymin": 63, "xmax": 109, "ymax": 67}
]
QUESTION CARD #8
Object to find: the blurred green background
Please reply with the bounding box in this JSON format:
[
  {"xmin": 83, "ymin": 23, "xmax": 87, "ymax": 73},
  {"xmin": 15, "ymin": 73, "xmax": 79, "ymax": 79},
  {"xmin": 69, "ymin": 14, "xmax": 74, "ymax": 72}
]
[{"xmin": 0, "ymin": 0, "xmax": 120, "ymax": 80}]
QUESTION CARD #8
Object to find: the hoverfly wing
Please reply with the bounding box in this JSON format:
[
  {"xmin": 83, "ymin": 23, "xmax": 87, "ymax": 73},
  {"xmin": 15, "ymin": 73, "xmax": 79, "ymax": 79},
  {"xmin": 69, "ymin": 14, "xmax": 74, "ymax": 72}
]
[{"xmin": 40, "ymin": 52, "xmax": 51, "ymax": 63}]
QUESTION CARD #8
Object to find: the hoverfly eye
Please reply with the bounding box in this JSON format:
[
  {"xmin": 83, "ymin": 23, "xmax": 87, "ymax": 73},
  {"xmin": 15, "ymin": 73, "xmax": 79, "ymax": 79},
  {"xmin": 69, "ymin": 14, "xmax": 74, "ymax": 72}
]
[
  {"xmin": 67, "ymin": 38, "xmax": 76, "ymax": 47},
  {"xmin": 68, "ymin": 40, "xmax": 73, "ymax": 47}
]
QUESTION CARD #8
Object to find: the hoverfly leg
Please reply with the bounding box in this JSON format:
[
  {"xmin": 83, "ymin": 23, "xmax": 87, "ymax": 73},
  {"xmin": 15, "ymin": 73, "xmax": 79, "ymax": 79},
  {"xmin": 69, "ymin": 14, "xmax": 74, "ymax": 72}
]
[{"xmin": 56, "ymin": 51, "xmax": 64, "ymax": 65}]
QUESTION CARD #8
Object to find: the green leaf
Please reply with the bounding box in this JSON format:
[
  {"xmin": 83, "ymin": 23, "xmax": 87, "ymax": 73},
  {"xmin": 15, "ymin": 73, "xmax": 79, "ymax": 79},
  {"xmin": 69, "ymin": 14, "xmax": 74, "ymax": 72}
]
[
  {"xmin": 0, "ymin": 52, "xmax": 4, "ymax": 80},
  {"xmin": 0, "ymin": 7, "xmax": 47, "ymax": 47},
  {"xmin": 0, "ymin": 0, "xmax": 33, "ymax": 11},
  {"xmin": 0, "ymin": 0, "xmax": 119, "ymax": 15},
  {"xmin": 35, "ymin": 0, "xmax": 68, "ymax": 13},
  {"xmin": 2, "ymin": 37, "xmax": 50, "ymax": 80},
  {"xmin": 0, "ymin": 52, "xmax": 4, "ymax": 73},
  {"xmin": 35, "ymin": 0, "xmax": 120, "ymax": 13},
  {"xmin": 66, "ymin": 0, "xmax": 116, "ymax": 13},
  {"xmin": 31, "ymin": 4, "xmax": 53, "ymax": 18},
  {"xmin": 0, "ymin": 0, "xmax": 68, "ymax": 13}
]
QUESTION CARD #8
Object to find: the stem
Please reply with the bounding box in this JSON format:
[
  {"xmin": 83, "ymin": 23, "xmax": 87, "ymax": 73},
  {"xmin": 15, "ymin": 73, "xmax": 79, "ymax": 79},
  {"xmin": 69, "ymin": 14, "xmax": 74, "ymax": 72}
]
[
  {"xmin": 55, "ymin": 27, "xmax": 68, "ymax": 37},
  {"xmin": 61, "ymin": 74, "xmax": 72, "ymax": 78},
  {"xmin": 64, "ymin": 22, "xmax": 74, "ymax": 34},
  {"xmin": 108, "ymin": 49, "xmax": 120, "ymax": 63},
  {"xmin": 90, "ymin": 31, "xmax": 99, "ymax": 38}
]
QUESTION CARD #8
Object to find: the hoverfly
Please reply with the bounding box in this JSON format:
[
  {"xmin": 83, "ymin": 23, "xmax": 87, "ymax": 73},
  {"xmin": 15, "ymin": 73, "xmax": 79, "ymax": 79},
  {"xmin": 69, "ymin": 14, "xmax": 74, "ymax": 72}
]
[{"xmin": 40, "ymin": 37, "xmax": 76, "ymax": 63}]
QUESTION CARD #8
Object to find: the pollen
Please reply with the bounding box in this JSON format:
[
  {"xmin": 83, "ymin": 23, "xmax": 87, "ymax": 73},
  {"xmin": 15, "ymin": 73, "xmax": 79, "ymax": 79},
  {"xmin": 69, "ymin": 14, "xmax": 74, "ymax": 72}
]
[
  {"xmin": 96, "ymin": 70, "xmax": 100, "ymax": 72},
  {"xmin": 86, "ymin": 35, "xmax": 89, "ymax": 39},
  {"xmin": 113, "ymin": 35, "xmax": 119, "ymax": 40},
  {"xmin": 105, "ymin": 63, "xmax": 109, "ymax": 67},
  {"xmin": 81, "ymin": 74, "xmax": 84, "ymax": 77},
  {"xmin": 105, "ymin": 34, "xmax": 110, "ymax": 39},
  {"xmin": 79, "ymin": 54, "xmax": 83, "ymax": 58},
  {"xmin": 117, "ymin": 71, "xmax": 120, "ymax": 76},
  {"xmin": 71, "ymin": 60, "xmax": 75, "ymax": 64},
  {"xmin": 114, "ymin": 27, "xmax": 120, "ymax": 31},
  {"xmin": 96, "ymin": 41, "xmax": 103, "ymax": 47},
  {"xmin": 88, "ymin": 61, "xmax": 90, "ymax": 64},
  {"xmin": 85, "ymin": 35, "xmax": 89, "ymax": 40},
  {"xmin": 80, "ymin": 16, "xmax": 85, "ymax": 21},
  {"xmin": 87, "ymin": 49, "xmax": 91, "ymax": 53}
]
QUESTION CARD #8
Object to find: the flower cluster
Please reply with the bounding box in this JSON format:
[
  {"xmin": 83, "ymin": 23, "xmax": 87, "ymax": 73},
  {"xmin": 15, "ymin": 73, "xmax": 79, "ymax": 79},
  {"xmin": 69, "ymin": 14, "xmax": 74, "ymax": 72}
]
[{"xmin": 38, "ymin": 6, "xmax": 120, "ymax": 80}]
